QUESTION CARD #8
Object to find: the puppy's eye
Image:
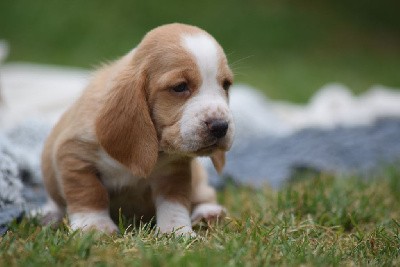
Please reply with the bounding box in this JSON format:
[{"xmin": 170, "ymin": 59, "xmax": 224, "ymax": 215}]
[
  {"xmin": 223, "ymin": 80, "xmax": 231, "ymax": 91},
  {"xmin": 172, "ymin": 82, "xmax": 189, "ymax": 93}
]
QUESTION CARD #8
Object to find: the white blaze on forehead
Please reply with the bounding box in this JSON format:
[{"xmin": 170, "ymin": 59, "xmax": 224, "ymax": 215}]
[
  {"xmin": 182, "ymin": 33, "xmax": 219, "ymax": 80},
  {"xmin": 179, "ymin": 33, "xmax": 234, "ymax": 152}
]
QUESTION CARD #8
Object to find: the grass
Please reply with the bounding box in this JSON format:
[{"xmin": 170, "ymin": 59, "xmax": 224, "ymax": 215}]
[
  {"xmin": 1, "ymin": 171, "xmax": 399, "ymax": 266},
  {"xmin": 1, "ymin": 0, "xmax": 400, "ymax": 102}
]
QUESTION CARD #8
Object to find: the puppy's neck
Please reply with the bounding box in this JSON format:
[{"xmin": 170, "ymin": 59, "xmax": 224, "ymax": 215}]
[{"xmin": 156, "ymin": 152, "xmax": 193, "ymax": 167}]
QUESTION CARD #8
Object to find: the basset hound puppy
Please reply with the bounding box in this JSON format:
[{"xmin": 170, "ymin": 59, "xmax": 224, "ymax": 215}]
[{"xmin": 40, "ymin": 23, "xmax": 234, "ymax": 235}]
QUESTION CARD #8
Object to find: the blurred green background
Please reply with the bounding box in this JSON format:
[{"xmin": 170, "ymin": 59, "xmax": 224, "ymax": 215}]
[{"xmin": 1, "ymin": 0, "xmax": 399, "ymax": 102}]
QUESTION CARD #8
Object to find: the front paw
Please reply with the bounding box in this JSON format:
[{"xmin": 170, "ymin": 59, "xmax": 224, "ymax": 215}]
[
  {"xmin": 155, "ymin": 196, "xmax": 195, "ymax": 237},
  {"xmin": 157, "ymin": 224, "xmax": 196, "ymax": 237},
  {"xmin": 69, "ymin": 211, "xmax": 118, "ymax": 234},
  {"xmin": 191, "ymin": 203, "xmax": 227, "ymax": 225}
]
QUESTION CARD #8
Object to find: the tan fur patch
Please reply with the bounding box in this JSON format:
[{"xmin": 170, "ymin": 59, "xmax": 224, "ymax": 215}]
[{"xmin": 56, "ymin": 140, "xmax": 108, "ymax": 213}]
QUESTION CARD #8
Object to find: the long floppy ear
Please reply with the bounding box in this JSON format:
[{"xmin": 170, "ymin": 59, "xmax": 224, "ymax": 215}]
[
  {"xmin": 211, "ymin": 150, "xmax": 226, "ymax": 174},
  {"xmin": 95, "ymin": 65, "xmax": 158, "ymax": 178}
]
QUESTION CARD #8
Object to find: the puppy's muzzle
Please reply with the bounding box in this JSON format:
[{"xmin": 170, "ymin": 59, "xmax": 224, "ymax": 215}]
[{"xmin": 206, "ymin": 119, "xmax": 229, "ymax": 139}]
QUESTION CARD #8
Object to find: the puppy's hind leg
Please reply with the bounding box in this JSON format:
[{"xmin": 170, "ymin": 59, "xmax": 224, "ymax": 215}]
[{"xmin": 58, "ymin": 155, "xmax": 118, "ymax": 234}]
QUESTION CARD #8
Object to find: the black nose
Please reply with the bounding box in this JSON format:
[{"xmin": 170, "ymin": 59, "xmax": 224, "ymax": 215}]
[{"xmin": 206, "ymin": 119, "xmax": 229, "ymax": 139}]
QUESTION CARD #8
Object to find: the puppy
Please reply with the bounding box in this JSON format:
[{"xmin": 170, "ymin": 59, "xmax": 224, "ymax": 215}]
[{"xmin": 40, "ymin": 23, "xmax": 234, "ymax": 235}]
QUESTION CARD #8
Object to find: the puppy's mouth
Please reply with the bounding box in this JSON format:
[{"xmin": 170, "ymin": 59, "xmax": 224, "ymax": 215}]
[
  {"xmin": 191, "ymin": 132, "xmax": 233, "ymax": 156},
  {"xmin": 193, "ymin": 140, "xmax": 220, "ymax": 156}
]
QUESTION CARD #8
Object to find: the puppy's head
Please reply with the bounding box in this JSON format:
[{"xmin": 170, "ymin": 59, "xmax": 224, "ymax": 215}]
[{"xmin": 96, "ymin": 23, "xmax": 234, "ymax": 177}]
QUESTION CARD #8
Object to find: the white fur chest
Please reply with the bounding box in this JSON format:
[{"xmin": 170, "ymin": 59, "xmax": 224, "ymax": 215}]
[{"xmin": 96, "ymin": 149, "xmax": 140, "ymax": 190}]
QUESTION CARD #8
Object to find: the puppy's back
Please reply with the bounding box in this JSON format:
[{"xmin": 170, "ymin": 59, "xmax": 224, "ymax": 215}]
[{"xmin": 40, "ymin": 61, "xmax": 120, "ymax": 208}]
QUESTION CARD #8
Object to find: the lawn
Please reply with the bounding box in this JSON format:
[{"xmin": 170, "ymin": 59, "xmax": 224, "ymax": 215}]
[{"xmin": 1, "ymin": 172, "xmax": 399, "ymax": 266}]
